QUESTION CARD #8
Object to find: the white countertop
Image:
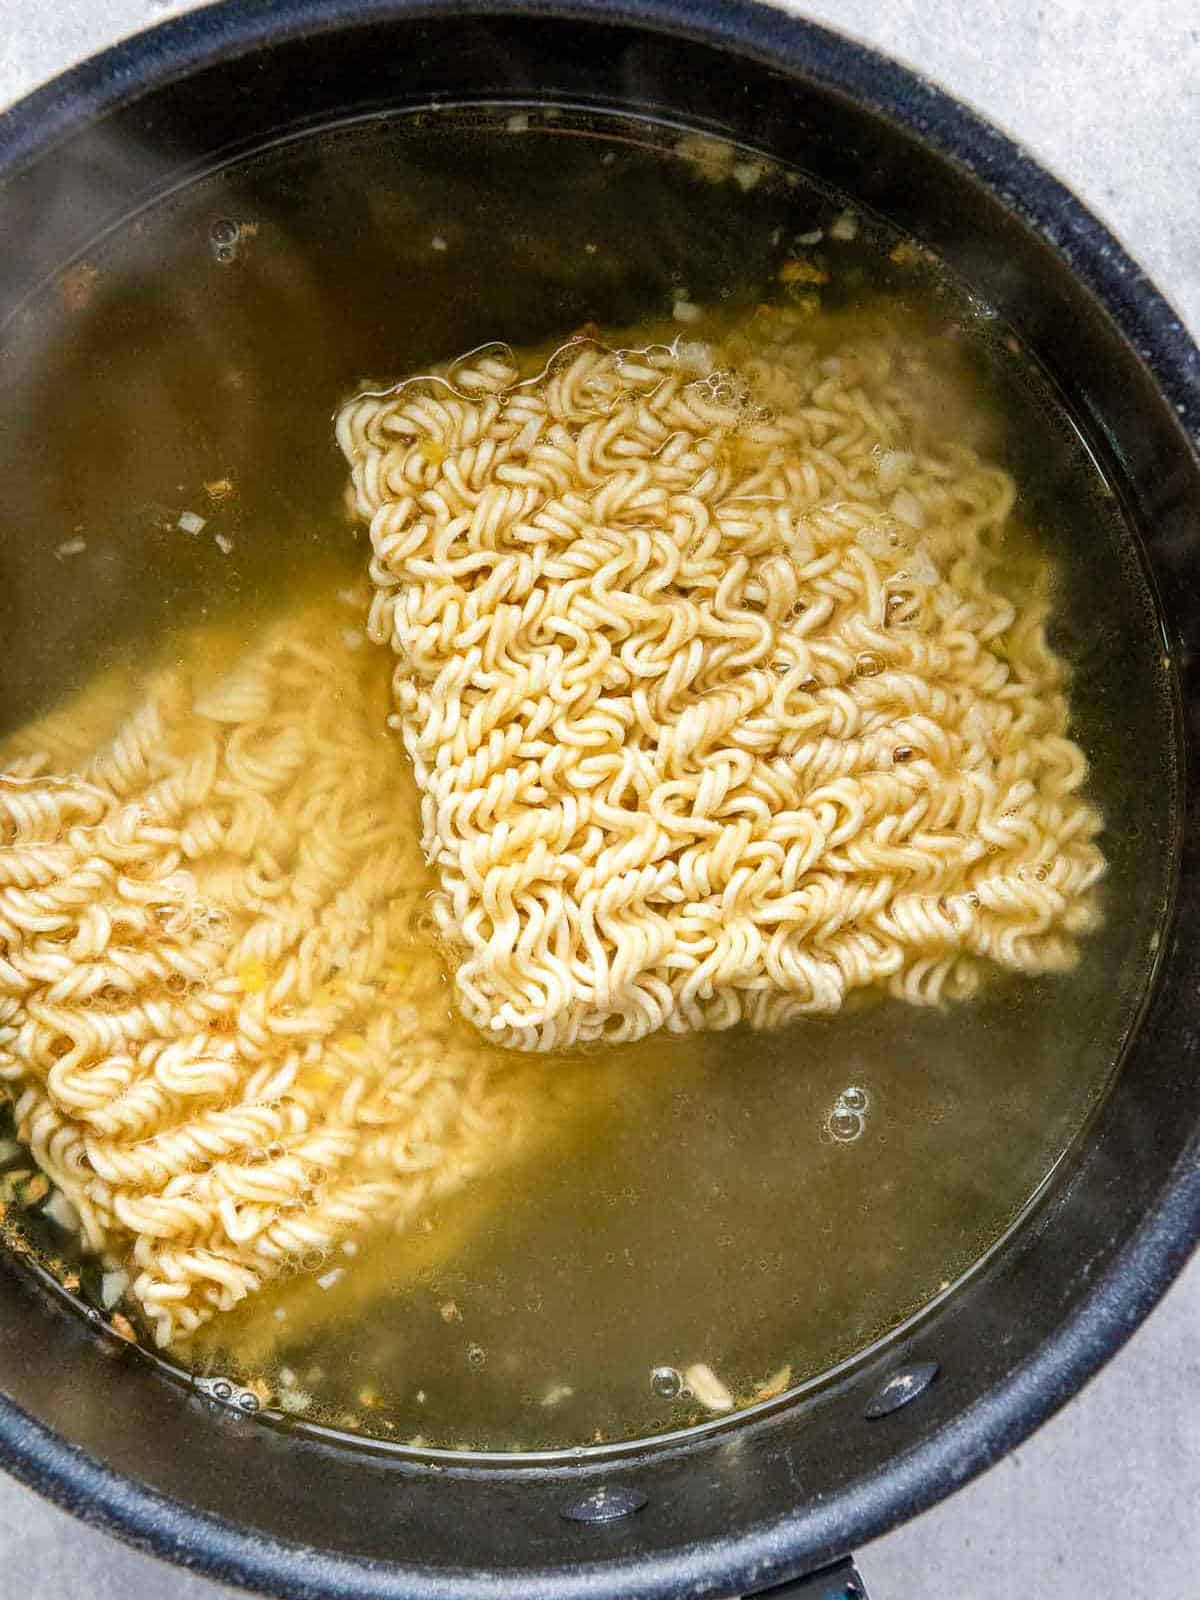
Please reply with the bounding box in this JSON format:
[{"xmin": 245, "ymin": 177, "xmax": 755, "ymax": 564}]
[{"xmin": 1, "ymin": 3, "xmax": 1197, "ymax": 1596}]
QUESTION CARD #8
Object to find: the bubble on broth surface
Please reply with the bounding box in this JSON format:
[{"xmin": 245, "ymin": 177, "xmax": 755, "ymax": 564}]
[
  {"xmin": 650, "ymin": 1366, "xmax": 683, "ymax": 1400},
  {"xmin": 826, "ymin": 1106, "xmax": 866, "ymax": 1144}
]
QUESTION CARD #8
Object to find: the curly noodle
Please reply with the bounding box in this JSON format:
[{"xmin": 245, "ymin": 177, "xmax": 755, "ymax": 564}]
[
  {"xmin": 0, "ymin": 594, "xmax": 567, "ymax": 1347},
  {"xmin": 337, "ymin": 312, "xmax": 1104, "ymax": 1050}
]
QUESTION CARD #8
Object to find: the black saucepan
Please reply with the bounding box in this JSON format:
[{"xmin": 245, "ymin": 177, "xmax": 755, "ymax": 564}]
[{"xmin": 0, "ymin": 4, "xmax": 1198, "ymax": 1597}]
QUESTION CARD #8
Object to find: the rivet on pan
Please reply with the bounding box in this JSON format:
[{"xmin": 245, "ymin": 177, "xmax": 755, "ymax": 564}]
[
  {"xmin": 560, "ymin": 1486, "xmax": 648, "ymax": 1523},
  {"xmin": 865, "ymin": 1360, "xmax": 939, "ymax": 1419}
]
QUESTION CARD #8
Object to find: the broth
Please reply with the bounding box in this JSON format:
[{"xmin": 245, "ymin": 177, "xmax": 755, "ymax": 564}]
[{"xmin": 0, "ymin": 107, "xmax": 1175, "ymax": 1453}]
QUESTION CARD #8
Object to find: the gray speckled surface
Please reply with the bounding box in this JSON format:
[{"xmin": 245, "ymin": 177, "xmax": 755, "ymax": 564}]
[{"xmin": 0, "ymin": 3, "xmax": 1197, "ymax": 1596}]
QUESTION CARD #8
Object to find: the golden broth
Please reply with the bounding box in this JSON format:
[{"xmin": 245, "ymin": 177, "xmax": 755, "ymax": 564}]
[{"xmin": 0, "ymin": 108, "xmax": 1173, "ymax": 1453}]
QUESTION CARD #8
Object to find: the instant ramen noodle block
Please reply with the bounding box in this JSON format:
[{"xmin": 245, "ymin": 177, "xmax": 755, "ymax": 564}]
[
  {"xmin": 337, "ymin": 313, "xmax": 1105, "ymax": 1052},
  {"xmin": 0, "ymin": 593, "xmax": 606, "ymax": 1348}
]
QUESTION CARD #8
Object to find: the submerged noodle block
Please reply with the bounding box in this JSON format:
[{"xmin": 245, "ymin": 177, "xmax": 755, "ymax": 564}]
[
  {"xmin": 0, "ymin": 599, "xmax": 575, "ymax": 1347},
  {"xmin": 337, "ymin": 315, "xmax": 1105, "ymax": 1050}
]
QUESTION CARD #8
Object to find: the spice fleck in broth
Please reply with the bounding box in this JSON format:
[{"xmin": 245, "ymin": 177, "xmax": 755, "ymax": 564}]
[{"xmin": 0, "ymin": 108, "xmax": 1173, "ymax": 1452}]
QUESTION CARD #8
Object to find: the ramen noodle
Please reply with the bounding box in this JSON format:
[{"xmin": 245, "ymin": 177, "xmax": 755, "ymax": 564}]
[
  {"xmin": 337, "ymin": 314, "xmax": 1105, "ymax": 1051},
  {"xmin": 0, "ymin": 594, "xmax": 594, "ymax": 1346}
]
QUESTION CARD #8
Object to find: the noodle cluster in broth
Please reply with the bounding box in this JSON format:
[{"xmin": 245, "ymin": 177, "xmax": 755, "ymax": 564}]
[
  {"xmin": 337, "ymin": 313, "xmax": 1104, "ymax": 1051},
  {"xmin": 0, "ymin": 597, "xmax": 598, "ymax": 1346}
]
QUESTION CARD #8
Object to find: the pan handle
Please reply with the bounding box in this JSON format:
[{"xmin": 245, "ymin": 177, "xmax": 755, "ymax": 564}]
[{"xmin": 745, "ymin": 1555, "xmax": 868, "ymax": 1600}]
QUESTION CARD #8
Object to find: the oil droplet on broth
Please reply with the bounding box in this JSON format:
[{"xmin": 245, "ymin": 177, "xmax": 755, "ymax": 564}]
[{"xmin": 2, "ymin": 102, "xmax": 1173, "ymax": 1456}]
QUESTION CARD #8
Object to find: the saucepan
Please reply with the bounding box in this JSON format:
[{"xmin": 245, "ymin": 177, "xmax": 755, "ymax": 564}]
[{"xmin": 0, "ymin": 3, "xmax": 1197, "ymax": 1596}]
